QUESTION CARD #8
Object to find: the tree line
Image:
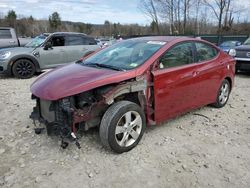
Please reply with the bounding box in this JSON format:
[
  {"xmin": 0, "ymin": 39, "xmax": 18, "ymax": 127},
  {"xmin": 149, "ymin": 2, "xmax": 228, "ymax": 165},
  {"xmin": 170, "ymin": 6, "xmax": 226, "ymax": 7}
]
[
  {"xmin": 139, "ymin": 0, "xmax": 249, "ymax": 35},
  {"xmin": 0, "ymin": 3, "xmax": 249, "ymax": 38}
]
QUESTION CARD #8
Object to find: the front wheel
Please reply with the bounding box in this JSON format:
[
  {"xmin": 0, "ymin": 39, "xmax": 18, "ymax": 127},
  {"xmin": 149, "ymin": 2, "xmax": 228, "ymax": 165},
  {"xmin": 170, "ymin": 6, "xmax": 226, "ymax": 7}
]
[
  {"xmin": 212, "ymin": 79, "xmax": 231, "ymax": 108},
  {"xmin": 99, "ymin": 101, "xmax": 146, "ymax": 153},
  {"xmin": 12, "ymin": 59, "xmax": 35, "ymax": 79}
]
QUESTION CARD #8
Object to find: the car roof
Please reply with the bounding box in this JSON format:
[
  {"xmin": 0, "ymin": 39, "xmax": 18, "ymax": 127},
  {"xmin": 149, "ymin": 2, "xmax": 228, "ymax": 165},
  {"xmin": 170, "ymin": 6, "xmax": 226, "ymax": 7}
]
[
  {"xmin": 0, "ymin": 27, "xmax": 14, "ymax": 30},
  {"xmin": 131, "ymin": 36, "xmax": 193, "ymax": 42},
  {"xmin": 52, "ymin": 32, "xmax": 87, "ymax": 36}
]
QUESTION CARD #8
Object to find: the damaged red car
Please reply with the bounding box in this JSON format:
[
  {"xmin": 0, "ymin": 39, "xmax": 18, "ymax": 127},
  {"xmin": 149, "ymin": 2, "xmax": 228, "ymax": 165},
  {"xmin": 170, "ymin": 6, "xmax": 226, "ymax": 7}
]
[{"xmin": 30, "ymin": 36, "xmax": 235, "ymax": 153}]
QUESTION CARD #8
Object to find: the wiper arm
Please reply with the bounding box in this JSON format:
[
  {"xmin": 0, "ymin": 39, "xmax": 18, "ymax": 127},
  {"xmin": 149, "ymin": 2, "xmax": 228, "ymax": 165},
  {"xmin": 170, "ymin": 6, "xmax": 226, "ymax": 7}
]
[{"xmin": 84, "ymin": 63, "xmax": 126, "ymax": 71}]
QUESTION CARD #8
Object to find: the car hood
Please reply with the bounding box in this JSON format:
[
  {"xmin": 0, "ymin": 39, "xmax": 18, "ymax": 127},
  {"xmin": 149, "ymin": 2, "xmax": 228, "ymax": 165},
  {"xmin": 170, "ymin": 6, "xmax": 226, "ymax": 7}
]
[
  {"xmin": 31, "ymin": 63, "xmax": 136, "ymax": 100},
  {"xmin": 0, "ymin": 47, "xmax": 34, "ymax": 53},
  {"xmin": 235, "ymin": 45, "xmax": 250, "ymax": 51}
]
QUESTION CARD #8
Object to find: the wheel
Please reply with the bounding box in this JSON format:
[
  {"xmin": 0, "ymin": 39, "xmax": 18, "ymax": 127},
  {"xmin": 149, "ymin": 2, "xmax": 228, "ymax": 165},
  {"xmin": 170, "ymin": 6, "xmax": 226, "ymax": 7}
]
[
  {"xmin": 99, "ymin": 101, "xmax": 146, "ymax": 153},
  {"xmin": 12, "ymin": 59, "xmax": 35, "ymax": 79},
  {"xmin": 212, "ymin": 79, "xmax": 231, "ymax": 108}
]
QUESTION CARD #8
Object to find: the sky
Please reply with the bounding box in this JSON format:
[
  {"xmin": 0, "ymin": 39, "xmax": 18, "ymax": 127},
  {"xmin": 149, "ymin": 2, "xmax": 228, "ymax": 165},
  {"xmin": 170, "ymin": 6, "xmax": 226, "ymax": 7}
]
[
  {"xmin": 0, "ymin": 0, "xmax": 249, "ymax": 25},
  {"xmin": 0, "ymin": 0, "xmax": 149, "ymax": 25}
]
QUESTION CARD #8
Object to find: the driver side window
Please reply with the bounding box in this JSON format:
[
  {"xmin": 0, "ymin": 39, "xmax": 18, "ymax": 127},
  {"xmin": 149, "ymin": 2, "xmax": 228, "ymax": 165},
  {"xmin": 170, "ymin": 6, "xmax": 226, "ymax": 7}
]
[
  {"xmin": 159, "ymin": 42, "xmax": 194, "ymax": 69},
  {"xmin": 50, "ymin": 36, "xmax": 65, "ymax": 47}
]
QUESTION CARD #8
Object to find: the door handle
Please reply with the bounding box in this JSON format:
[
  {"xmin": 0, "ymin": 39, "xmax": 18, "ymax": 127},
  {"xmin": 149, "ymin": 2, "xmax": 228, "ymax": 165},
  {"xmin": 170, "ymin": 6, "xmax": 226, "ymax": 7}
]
[
  {"xmin": 192, "ymin": 71, "xmax": 199, "ymax": 76},
  {"xmin": 9, "ymin": 40, "xmax": 15, "ymax": 43}
]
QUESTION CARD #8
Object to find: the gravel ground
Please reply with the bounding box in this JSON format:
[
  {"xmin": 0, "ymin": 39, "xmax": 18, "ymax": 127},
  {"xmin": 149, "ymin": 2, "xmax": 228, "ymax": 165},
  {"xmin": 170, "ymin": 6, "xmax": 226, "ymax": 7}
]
[{"xmin": 0, "ymin": 73, "xmax": 250, "ymax": 188}]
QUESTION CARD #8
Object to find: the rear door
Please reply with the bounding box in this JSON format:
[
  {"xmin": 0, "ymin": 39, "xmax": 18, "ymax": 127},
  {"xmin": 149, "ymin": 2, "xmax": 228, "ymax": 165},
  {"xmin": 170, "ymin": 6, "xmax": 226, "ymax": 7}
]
[
  {"xmin": 192, "ymin": 42, "xmax": 222, "ymax": 106},
  {"xmin": 152, "ymin": 42, "xmax": 200, "ymax": 122},
  {"xmin": 65, "ymin": 35, "xmax": 98, "ymax": 62}
]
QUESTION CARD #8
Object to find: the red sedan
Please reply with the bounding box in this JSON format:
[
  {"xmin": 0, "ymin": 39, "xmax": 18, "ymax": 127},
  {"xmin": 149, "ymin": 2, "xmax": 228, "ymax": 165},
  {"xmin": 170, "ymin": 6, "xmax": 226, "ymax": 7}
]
[{"xmin": 30, "ymin": 36, "xmax": 235, "ymax": 153}]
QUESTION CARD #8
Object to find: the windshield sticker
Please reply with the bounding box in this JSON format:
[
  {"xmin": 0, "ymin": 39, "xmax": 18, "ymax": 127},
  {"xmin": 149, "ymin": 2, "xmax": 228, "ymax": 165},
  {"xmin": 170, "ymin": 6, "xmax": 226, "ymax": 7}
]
[
  {"xmin": 147, "ymin": 41, "xmax": 166, "ymax": 45},
  {"xmin": 130, "ymin": 63, "xmax": 138, "ymax": 67}
]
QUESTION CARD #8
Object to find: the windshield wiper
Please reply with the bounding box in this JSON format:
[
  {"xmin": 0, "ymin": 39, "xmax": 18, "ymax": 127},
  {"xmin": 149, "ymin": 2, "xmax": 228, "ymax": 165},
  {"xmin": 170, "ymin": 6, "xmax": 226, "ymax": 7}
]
[{"xmin": 84, "ymin": 63, "xmax": 126, "ymax": 71}]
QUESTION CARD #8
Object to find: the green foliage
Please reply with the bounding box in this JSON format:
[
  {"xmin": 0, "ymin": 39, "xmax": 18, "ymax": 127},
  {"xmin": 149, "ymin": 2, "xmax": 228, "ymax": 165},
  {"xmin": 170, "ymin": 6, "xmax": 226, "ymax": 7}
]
[
  {"xmin": 49, "ymin": 12, "xmax": 61, "ymax": 31},
  {"xmin": 5, "ymin": 10, "xmax": 16, "ymax": 27}
]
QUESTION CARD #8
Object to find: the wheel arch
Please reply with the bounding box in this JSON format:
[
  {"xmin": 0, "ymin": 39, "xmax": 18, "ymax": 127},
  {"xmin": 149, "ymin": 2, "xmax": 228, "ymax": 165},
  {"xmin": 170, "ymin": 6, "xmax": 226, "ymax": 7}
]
[
  {"xmin": 7, "ymin": 55, "xmax": 41, "ymax": 75},
  {"xmin": 224, "ymin": 76, "xmax": 232, "ymax": 92}
]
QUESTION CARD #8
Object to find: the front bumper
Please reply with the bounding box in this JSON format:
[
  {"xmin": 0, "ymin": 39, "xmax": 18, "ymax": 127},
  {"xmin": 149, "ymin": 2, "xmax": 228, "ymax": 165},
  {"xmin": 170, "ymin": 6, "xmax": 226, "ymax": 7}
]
[
  {"xmin": 0, "ymin": 59, "xmax": 12, "ymax": 74},
  {"xmin": 30, "ymin": 98, "xmax": 73, "ymax": 137},
  {"xmin": 235, "ymin": 57, "xmax": 250, "ymax": 71}
]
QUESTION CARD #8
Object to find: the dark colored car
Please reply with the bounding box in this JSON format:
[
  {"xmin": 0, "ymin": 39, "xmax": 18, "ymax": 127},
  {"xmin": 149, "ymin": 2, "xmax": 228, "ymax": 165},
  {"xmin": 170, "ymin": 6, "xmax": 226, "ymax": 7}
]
[
  {"xmin": 30, "ymin": 36, "xmax": 235, "ymax": 153},
  {"xmin": 229, "ymin": 37, "xmax": 250, "ymax": 72},
  {"xmin": 219, "ymin": 40, "xmax": 241, "ymax": 53}
]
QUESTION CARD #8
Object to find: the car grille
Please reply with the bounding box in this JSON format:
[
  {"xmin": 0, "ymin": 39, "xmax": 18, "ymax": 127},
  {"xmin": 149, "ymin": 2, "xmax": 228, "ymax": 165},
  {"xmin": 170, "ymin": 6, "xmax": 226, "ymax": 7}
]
[
  {"xmin": 236, "ymin": 50, "xmax": 250, "ymax": 58},
  {"xmin": 40, "ymin": 99, "xmax": 55, "ymax": 123}
]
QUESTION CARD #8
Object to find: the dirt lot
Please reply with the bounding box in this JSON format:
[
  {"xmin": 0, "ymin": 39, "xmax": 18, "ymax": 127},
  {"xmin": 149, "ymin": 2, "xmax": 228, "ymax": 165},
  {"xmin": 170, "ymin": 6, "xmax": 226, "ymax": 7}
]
[{"xmin": 0, "ymin": 73, "xmax": 250, "ymax": 188}]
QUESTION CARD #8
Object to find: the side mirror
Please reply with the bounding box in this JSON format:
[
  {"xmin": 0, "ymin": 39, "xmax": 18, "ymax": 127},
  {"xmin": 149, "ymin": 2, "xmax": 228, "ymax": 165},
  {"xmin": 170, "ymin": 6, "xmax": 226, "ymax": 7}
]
[{"xmin": 44, "ymin": 42, "xmax": 52, "ymax": 50}]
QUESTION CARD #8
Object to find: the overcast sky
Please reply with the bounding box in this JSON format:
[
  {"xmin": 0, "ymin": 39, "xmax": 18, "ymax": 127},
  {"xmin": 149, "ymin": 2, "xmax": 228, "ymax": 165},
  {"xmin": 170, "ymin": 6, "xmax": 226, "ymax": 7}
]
[
  {"xmin": 0, "ymin": 0, "xmax": 249, "ymax": 25},
  {"xmin": 0, "ymin": 0, "xmax": 149, "ymax": 25}
]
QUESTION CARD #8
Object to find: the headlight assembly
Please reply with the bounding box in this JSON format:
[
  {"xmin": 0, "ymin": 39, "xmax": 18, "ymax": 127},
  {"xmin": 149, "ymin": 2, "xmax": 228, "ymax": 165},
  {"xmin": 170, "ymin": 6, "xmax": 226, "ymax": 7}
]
[
  {"xmin": 0, "ymin": 51, "xmax": 11, "ymax": 59},
  {"xmin": 228, "ymin": 49, "xmax": 236, "ymax": 57}
]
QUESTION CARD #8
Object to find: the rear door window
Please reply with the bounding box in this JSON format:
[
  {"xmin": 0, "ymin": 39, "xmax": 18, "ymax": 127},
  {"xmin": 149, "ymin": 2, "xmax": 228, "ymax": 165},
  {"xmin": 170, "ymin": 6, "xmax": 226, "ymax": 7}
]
[
  {"xmin": 195, "ymin": 42, "xmax": 218, "ymax": 62},
  {"xmin": 83, "ymin": 37, "xmax": 97, "ymax": 45},
  {"xmin": 67, "ymin": 36, "xmax": 84, "ymax": 46},
  {"xmin": 0, "ymin": 29, "xmax": 12, "ymax": 39}
]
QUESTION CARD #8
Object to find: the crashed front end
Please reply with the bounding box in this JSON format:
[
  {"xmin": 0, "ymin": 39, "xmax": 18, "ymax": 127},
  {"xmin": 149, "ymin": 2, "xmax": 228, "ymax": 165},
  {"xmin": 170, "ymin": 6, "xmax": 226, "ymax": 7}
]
[
  {"xmin": 29, "ymin": 79, "xmax": 149, "ymax": 149},
  {"xmin": 30, "ymin": 89, "xmax": 109, "ymax": 148}
]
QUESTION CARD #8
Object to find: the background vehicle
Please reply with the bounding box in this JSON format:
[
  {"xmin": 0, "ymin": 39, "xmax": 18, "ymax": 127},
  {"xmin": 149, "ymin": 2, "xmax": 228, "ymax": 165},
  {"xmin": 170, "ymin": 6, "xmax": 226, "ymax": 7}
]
[
  {"xmin": 0, "ymin": 27, "xmax": 32, "ymax": 49},
  {"xmin": 0, "ymin": 27, "xmax": 20, "ymax": 49},
  {"xmin": 219, "ymin": 40, "xmax": 241, "ymax": 53},
  {"xmin": 30, "ymin": 37, "xmax": 235, "ymax": 153},
  {"xmin": 0, "ymin": 32, "xmax": 99, "ymax": 78},
  {"xmin": 230, "ymin": 37, "xmax": 250, "ymax": 72}
]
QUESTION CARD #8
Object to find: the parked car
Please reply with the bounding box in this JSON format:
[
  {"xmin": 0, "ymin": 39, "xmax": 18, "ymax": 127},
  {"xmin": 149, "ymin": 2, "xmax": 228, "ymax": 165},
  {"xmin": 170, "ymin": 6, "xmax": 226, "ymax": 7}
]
[
  {"xmin": 0, "ymin": 32, "xmax": 99, "ymax": 78},
  {"xmin": 229, "ymin": 37, "xmax": 250, "ymax": 72},
  {"xmin": 219, "ymin": 40, "xmax": 241, "ymax": 53},
  {"xmin": 30, "ymin": 36, "xmax": 235, "ymax": 153}
]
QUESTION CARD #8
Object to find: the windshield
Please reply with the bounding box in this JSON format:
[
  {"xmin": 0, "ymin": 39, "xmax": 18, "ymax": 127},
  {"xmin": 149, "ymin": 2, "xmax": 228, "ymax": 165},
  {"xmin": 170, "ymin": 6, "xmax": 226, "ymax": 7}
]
[
  {"xmin": 244, "ymin": 38, "xmax": 250, "ymax": 45},
  {"xmin": 25, "ymin": 35, "xmax": 46, "ymax": 48},
  {"xmin": 220, "ymin": 41, "xmax": 237, "ymax": 47},
  {"xmin": 81, "ymin": 39, "xmax": 165, "ymax": 70}
]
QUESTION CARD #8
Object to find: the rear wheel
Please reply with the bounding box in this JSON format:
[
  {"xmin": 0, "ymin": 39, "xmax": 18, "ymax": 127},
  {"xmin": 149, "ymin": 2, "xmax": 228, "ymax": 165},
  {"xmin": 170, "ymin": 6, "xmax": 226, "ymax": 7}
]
[
  {"xmin": 99, "ymin": 101, "xmax": 146, "ymax": 153},
  {"xmin": 12, "ymin": 59, "xmax": 35, "ymax": 79},
  {"xmin": 212, "ymin": 79, "xmax": 231, "ymax": 108}
]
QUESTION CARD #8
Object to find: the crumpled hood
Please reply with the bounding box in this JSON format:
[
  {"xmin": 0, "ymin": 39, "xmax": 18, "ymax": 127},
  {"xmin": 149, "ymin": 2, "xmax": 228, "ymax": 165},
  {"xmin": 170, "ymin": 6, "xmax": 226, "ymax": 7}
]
[{"xmin": 31, "ymin": 63, "xmax": 136, "ymax": 100}]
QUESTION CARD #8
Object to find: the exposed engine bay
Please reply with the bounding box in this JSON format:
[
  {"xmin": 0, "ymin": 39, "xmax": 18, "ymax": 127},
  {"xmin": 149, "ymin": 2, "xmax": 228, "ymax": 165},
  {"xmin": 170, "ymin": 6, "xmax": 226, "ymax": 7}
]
[{"xmin": 30, "ymin": 78, "xmax": 150, "ymax": 149}]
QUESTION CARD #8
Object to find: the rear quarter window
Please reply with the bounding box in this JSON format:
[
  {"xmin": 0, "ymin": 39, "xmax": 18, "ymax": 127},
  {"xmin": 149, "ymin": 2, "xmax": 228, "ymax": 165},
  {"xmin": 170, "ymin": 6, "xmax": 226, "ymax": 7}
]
[
  {"xmin": 0, "ymin": 29, "xmax": 12, "ymax": 39},
  {"xmin": 195, "ymin": 42, "xmax": 218, "ymax": 62}
]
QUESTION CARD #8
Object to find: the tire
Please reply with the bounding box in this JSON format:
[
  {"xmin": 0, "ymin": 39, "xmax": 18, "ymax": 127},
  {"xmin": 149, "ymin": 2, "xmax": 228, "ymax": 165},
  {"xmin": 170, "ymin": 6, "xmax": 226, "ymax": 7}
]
[
  {"xmin": 212, "ymin": 79, "xmax": 231, "ymax": 108},
  {"xmin": 99, "ymin": 101, "xmax": 146, "ymax": 153},
  {"xmin": 12, "ymin": 59, "xmax": 35, "ymax": 79}
]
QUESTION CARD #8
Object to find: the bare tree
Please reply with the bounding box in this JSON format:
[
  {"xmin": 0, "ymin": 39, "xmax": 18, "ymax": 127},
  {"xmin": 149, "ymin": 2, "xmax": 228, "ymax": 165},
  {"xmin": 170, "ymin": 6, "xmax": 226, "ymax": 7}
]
[
  {"xmin": 139, "ymin": 0, "xmax": 160, "ymax": 34},
  {"xmin": 203, "ymin": 0, "xmax": 231, "ymax": 34}
]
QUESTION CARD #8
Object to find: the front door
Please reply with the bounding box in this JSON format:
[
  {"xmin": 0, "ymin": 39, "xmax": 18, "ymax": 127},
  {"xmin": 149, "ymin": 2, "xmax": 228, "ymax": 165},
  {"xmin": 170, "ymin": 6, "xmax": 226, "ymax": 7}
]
[
  {"xmin": 39, "ymin": 35, "xmax": 68, "ymax": 69},
  {"xmin": 152, "ymin": 42, "xmax": 199, "ymax": 123}
]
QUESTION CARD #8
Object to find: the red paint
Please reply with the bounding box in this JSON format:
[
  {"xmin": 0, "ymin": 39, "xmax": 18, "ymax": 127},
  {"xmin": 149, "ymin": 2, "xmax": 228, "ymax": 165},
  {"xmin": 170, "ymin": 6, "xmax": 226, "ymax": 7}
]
[
  {"xmin": 31, "ymin": 63, "xmax": 136, "ymax": 100},
  {"xmin": 31, "ymin": 37, "xmax": 235, "ymax": 124}
]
